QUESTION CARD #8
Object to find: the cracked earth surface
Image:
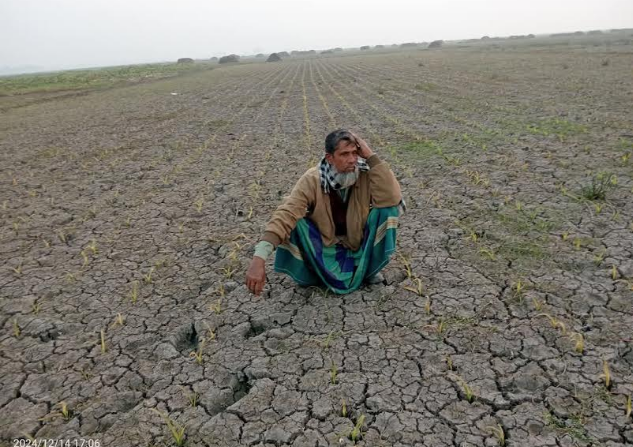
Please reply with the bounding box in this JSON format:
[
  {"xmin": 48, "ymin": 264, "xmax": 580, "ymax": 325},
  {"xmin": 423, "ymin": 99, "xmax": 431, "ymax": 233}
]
[{"xmin": 1, "ymin": 45, "xmax": 632, "ymax": 446}]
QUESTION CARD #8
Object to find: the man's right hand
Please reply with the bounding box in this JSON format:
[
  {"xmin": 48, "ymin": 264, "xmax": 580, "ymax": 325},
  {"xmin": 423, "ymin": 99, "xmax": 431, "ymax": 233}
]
[{"xmin": 246, "ymin": 256, "xmax": 266, "ymax": 296}]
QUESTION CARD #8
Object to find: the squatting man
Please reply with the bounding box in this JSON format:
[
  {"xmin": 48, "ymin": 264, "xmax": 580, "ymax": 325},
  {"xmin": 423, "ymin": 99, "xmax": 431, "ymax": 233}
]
[{"xmin": 245, "ymin": 129, "xmax": 405, "ymax": 295}]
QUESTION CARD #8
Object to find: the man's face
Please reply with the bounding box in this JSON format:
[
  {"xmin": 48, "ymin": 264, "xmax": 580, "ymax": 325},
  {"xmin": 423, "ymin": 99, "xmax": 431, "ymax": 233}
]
[{"xmin": 325, "ymin": 140, "xmax": 359, "ymax": 173}]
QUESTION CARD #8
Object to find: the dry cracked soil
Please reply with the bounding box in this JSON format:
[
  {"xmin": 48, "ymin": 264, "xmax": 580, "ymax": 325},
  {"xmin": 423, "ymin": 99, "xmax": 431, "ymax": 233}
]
[{"xmin": 1, "ymin": 44, "xmax": 633, "ymax": 447}]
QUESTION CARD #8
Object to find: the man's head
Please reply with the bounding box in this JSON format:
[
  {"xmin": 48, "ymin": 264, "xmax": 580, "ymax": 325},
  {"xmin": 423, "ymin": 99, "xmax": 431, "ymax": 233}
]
[{"xmin": 324, "ymin": 129, "xmax": 360, "ymax": 174}]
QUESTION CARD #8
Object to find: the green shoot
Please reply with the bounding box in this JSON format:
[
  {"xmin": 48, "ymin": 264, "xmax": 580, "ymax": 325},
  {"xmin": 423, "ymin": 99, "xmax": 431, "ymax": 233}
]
[
  {"xmin": 100, "ymin": 329, "xmax": 106, "ymax": 354},
  {"xmin": 424, "ymin": 296, "xmax": 431, "ymax": 314},
  {"xmin": 143, "ymin": 267, "xmax": 155, "ymax": 283},
  {"xmin": 350, "ymin": 414, "xmax": 365, "ymax": 443},
  {"xmin": 341, "ymin": 399, "xmax": 347, "ymax": 417},
  {"xmin": 221, "ymin": 265, "xmax": 236, "ymax": 279},
  {"xmin": 485, "ymin": 424, "xmax": 505, "ymax": 446},
  {"xmin": 626, "ymin": 394, "xmax": 631, "ymax": 418},
  {"xmin": 81, "ymin": 250, "xmax": 89, "ymax": 267},
  {"xmin": 209, "ymin": 298, "xmax": 222, "ymax": 314},
  {"xmin": 602, "ymin": 359, "xmax": 611, "ymax": 390},
  {"xmin": 190, "ymin": 339, "xmax": 206, "ymax": 365},
  {"xmin": 611, "ymin": 265, "xmax": 618, "ymax": 280},
  {"xmin": 13, "ymin": 319, "xmax": 20, "ymax": 338},
  {"xmin": 12, "ymin": 262, "xmax": 23, "ymax": 276},
  {"xmin": 452, "ymin": 375, "xmax": 475, "ymax": 402},
  {"xmin": 152, "ymin": 409, "xmax": 186, "ymax": 447},
  {"xmin": 111, "ymin": 313, "xmax": 125, "ymax": 328},
  {"xmin": 569, "ymin": 332, "xmax": 584, "ymax": 354},
  {"xmin": 479, "ymin": 247, "xmax": 496, "ymax": 260},
  {"xmin": 194, "ymin": 197, "xmax": 204, "ymax": 212},
  {"xmin": 59, "ymin": 401, "xmax": 71, "ymax": 420},
  {"xmin": 532, "ymin": 297, "xmax": 543, "ymax": 311},
  {"xmin": 403, "ymin": 277, "xmax": 424, "ymax": 296},
  {"xmin": 129, "ymin": 281, "xmax": 139, "ymax": 303},
  {"xmin": 446, "ymin": 355, "xmax": 453, "ymax": 371},
  {"xmin": 330, "ymin": 360, "xmax": 338, "ymax": 384},
  {"xmin": 32, "ymin": 301, "xmax": 41, "ymax": 314},
  {"xmin": 537, "ymin": 313, "xmax": 567, "ymax": 335}
]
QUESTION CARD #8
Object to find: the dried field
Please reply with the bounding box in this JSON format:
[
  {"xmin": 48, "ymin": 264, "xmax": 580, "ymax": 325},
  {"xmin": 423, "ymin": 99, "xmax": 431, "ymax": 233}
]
[{"xmin": 1, "ymin": 42, "xmax": 632, "ymax": 446}]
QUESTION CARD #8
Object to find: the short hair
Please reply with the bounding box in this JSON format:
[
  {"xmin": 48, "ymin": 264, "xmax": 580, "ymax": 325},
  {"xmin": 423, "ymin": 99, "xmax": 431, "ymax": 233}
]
[{"xmin": 324, "ymin": 129, "xmax": 357, "ymax": 155}]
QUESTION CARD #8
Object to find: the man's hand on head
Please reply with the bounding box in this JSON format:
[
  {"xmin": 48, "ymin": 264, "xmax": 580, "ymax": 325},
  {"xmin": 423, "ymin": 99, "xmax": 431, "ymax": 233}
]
[
  {"xmin": 351, "ymin": 132, "xmax": 374, "ymax": 159},
  {"xmin": 246, "ymin": 256, "xmax": 266, "ymax": 296}
]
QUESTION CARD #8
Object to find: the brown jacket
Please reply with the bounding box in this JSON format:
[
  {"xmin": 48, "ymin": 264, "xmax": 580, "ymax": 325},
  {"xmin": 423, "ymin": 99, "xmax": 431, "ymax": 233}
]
[{"xmin": 262, "ymin": 154, "xmax": 402, "ymax": 251}]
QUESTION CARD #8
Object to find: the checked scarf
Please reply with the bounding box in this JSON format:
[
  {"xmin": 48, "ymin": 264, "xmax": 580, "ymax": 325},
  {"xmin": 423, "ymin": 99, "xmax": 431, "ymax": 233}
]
[{"xmin": 318, "ymin": 156, "xmax": 370, "ymax": 194}]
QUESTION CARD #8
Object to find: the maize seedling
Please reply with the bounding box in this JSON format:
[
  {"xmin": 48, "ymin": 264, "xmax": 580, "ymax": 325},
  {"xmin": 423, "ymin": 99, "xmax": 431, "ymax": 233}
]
[
  {"xmin": 111, "ymin": 313, "xmax": 125, "ymax": 328},
  {"xmin": 403, "ymin": 277, "xmax": 424, "ymax": 296},
  {"xmin": 626, "ymin": 394, "xmax": 631, "ymax": 418},
  {"xmin": 32, "ymin": 301, "xmax": 41, "ymax": 314},
  {"xmin": 602, "ymin": 359, "xmax": 612, "ymax": 390},
  {"xmin": 100, "ymin": 329, "xmax": 106, "ymax": 354},
  {"xmin": 436, "ymin": 318, "xmax": 445, "ymax": 335},
  {"xmin": 611, "ymin": 265, "xmax": 618, "ymax": 280},
  {"xmin": 330, "ymin": 361, "xmax": 338, "ymax": 384},
  {"xmin": 573, "ymin": 238, "xmax": 582, "ymax": 250},
  {"xmin": 561, "ymin": 231, "xmax": 569, "ymax": 241},
  {"xmin": 446, "ymin": 355, "xmax": 454, "ymax": 371},
  {"xmin": 341, "ymin": 399, "xmax": 347, "ymax": 417},
  {"xmin": 190, "ymin": 339, "xmax": 206, "ymax": 365},
  {"xmin": 485, "ymin": 424, "xmax": 505, "ymax": 446},
  {"xmin": 399, "ymin": 253, "xmax": 413, "ymax": 279},
  {"xmin": 350, "ymin": 414, "xmax": 365, "ymax": 443},
  {"xmin": 180, "ymin": 387, "xmax": 199, "ymax": 407},
  {"xmin": 194, "ymin": 197, "xmax": 204, "ymax": 212},
  {"xmin": 569, "ymin": 332, "xmax": 584, "ymax": 354},
  {"xmin": 81, "ymin": 250, "xmax": 89, "ymax": 267},
  {"xmin": 88, "ymin": 240, "xmax": 98, "ymax": 255},
  {"xmin": 479, "ymin": 248, "xmax": 496, "ymax": 260},
  {"xmin": 144, "ymin": 267, "xmax": 155, "ymax": 283},
  {"xmin": 221, "ymin": 265, "xmax": 236, "ymax": 279},
  {"xmin": 209, "ymin": 299, "xmax": 222, "ymax": 314},
  {"xmin": 537, "ymin": 313, "xmax": 567, "ymax": 335},
  {"xmin": 452, "ymin": 375, "xmax": 475, "ymax": 403},
  {"xmin": 59, "ymin": 401, "xmax": 72, "ymax": 420},
  {"xmin": 152, "ymin": 409, "xmax": 186, "ymax": 447},
  {"xmin": 424, "ymin": 296, "xmax": 431, "ymax": 314},
  {"xmin": 129, "ymin": 281, "xmax": 139, "ymax": 303},
  {"xmin": 532, "ymin": 297, "xmax": 543, "ymax": 311},
  {"xmin": 13, "ymin": 319, "xmax": 20, "ymax": 338},
  {"xmin": 12, "ymin": 262, "xmax": 22, "ymax": 276}
]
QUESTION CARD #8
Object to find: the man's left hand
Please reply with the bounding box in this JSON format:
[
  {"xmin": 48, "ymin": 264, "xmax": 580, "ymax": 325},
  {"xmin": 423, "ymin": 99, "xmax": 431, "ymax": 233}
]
[{"xmin": 351, "ymin": 132, "xmax": 374, "ymax": 159}]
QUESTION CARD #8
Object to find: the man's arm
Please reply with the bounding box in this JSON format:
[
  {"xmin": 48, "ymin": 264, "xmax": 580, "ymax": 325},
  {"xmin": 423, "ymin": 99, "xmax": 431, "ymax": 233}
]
[
  {"xmin": 246, "ymin": 173, "xmax": 315, "ymax": 296},
  {"xmin": 352, "ymin": 133, "xmax": 402, "ymax": 207}
]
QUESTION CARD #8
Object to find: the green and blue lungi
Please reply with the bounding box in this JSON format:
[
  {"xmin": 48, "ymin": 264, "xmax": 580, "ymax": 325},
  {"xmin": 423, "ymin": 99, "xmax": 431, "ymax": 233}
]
[{"xmin": 273, "ymin": 206, "xmax": 399, "ymax": 294}]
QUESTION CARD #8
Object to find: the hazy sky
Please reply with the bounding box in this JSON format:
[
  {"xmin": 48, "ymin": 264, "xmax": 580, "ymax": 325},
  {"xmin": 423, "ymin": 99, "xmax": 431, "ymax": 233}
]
[{"xmin": 1, "ymin": 0, "xmax": 631, "ymax": 70}]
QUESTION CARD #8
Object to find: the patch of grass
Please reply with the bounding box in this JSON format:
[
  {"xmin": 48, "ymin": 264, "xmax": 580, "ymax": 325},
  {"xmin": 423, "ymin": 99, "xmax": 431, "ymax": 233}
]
[
  {"xmin": 152, "ymin": 409, "xmax": 186, "ymax": 447},
  {"xmin": 349, "ymin": 414, "xmax": 365, "ymax": 443},
  {"xmin": 580, "ymin": 172, "xmax": 617, "ymax": 201},
  {"xmin": 0, "ymin": 63, "xmax": 210, "ymax": 95},
  {"xmin": 544, "ymin": 411, "xmax": 592, "ymax": 443}
]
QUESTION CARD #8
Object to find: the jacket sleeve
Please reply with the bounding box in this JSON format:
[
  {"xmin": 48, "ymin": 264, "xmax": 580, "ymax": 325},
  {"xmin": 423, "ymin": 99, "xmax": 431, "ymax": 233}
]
[
  {"xmin": 261, "ymin": 173, "xmax": 315, "ymax": 248},
  {"xmin": 366, "ymin": 154, "xmax": 402, "ymax": 207}
]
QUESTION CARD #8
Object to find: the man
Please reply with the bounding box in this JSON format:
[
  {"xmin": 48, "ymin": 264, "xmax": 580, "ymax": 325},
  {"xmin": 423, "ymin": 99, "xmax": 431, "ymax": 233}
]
[{"xmin": 245, "ymin": 129, "xmax": 403, "ymax": 295}]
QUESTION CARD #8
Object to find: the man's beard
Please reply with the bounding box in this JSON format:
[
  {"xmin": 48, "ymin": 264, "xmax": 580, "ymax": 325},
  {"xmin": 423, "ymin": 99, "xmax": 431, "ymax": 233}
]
[{"xmin": 331, "ymin": 165, "xmax": 359, "ymax": 189}]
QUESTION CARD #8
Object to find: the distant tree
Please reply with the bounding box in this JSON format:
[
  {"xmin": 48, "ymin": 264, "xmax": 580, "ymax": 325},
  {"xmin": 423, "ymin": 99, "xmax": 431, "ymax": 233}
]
[
  {"xmin": 278, "ymin": 51, "xmax": 290, "ymax": 57},
  {"xmin": 375, "ymin": 44, "xmax": 385, "ymax": 49},
  {"xmin": 219, "ymin": 54, "xmax": 240, "ymax": 64},
  {"xmin": 360, "ymin": 45, "xmax": 371, "ymax": 50},
  {"xmin": 428, "ymin": 40, "xmax": 443, "ymax": 48},
  {"xmin": 177, "ymin": 58, "xmax": 194, "ymax": 64},
  {"xmin": 210, "ymin": 57, "xmax": 218, "ymax": 61},
  {"xmin": 255, "ymin": 53, "xmax": 265, "ymax": 58},
  {"xmin": 266, "ymin": 53, "xmax": 282, "ymax": 62}
]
